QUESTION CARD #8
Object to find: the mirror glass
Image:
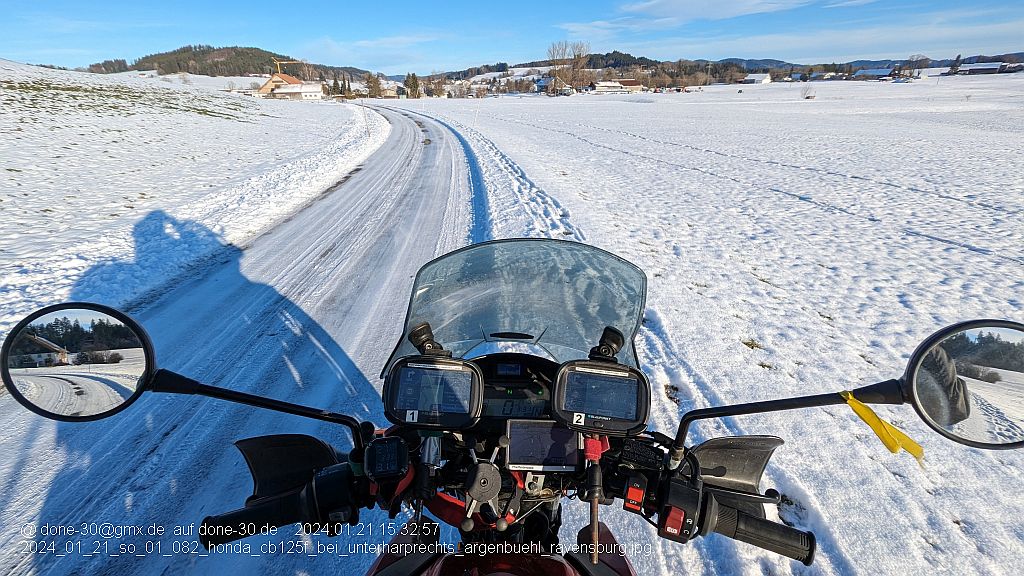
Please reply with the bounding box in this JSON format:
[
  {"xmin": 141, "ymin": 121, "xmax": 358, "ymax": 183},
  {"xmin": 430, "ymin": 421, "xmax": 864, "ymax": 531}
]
[
  {"xmin": 913, "ymin": 325, "xmax": 1024, "ymax": 446},
  {"xmin": 4, "ymin": 309, "xmax": 148, "ymax": 418}
]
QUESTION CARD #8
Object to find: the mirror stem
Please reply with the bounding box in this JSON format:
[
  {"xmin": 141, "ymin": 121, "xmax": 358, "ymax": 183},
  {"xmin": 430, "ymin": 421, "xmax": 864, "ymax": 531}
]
[
  {"xmin": 668, "ymin": 379, "xmax": 904, "ymax": 467},
  {"xmin": 149, "ymin": 369, "xmax": 365, "ymax": 449}
]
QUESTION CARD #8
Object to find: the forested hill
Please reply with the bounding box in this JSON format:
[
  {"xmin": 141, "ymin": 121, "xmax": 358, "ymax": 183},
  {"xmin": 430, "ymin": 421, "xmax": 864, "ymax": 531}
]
[{"xmin": 88, "ymin": 45, "xmax": 367, "ymax": 80}]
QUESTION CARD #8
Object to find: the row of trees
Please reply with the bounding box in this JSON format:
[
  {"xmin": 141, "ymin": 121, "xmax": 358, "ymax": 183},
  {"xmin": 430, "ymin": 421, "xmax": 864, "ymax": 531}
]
[
  {"xmin": 941, "ymin": 331, "xmax": 1024, "ymax": 374},
  {"xmin": 87, "ymin": 45, "xmax": 367, "ymax": 83},
  {"xmin": 12, "ymin": 317, "xmax": 139, "ymax": 356}
]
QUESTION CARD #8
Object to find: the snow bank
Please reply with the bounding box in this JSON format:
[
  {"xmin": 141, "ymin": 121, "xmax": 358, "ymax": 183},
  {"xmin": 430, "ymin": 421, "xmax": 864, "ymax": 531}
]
[{"xmin": 0, "ymin": 61, "xmax": 389, "ymax": 331}]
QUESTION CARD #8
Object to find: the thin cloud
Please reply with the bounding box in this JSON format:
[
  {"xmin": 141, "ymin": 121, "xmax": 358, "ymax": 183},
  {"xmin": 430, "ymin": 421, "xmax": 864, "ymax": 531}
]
[
  {"xmin": 824, "ymin": 0, "xmax": 879, "ymax": 7},
  {"xmin": 298, "ymin": 35, "xmax": 447, "ymax": 73},
  {"xmin": 352, "ymin": 34, "xmax": 441, "ymax": 49},
  {"xmin": 621, "ymin": 0, "xmax": 812, "ymax": 21},
  {"xmin": 610, "ymin": 17, "xmax": 1024, "ymax": 63},
  {"xmin": 558, "ymin": 17, "xmax": 681, "ymax": 40}
]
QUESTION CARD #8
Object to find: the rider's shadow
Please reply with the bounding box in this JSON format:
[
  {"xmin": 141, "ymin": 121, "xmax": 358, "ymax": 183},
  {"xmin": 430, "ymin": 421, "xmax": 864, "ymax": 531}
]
[{"xmin": 30, "ymin": 210, "xmax": 387, "ymax": 575}]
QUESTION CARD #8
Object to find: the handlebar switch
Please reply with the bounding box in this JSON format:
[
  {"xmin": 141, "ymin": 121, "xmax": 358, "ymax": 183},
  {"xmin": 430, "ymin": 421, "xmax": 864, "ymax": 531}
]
[
  {"xmin": 623, "ymin": 473, "xmax": 647, "ymax": 514},
  {"xmin": 657, "ymin": 476, "xmax": 702, "ymax": 543}
]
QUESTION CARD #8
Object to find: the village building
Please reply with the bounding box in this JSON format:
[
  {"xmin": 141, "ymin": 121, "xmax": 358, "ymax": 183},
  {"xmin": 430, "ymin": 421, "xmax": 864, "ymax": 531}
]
[
  {"xmin": 742, "ymin": 73, "xmax": 772, "ymax": 84},
  {"xmin": 958, "ymin": 62, "xmax": 1007, "ymax": 75},
  {"xmin": 852, "ymin": 68, "xmax": 894, "ymax": 80},
  {"xmin": 256, "ymin": 73, "xmax": 325, "ymax": 100},
  {"xmin": 617, "ymin": 79, "xmax": 645, "ymax": 93},
  {"xmin": 535, "ymin": 77, "xmax": 573, "ymax": 95},
  {"xmin": 589, "ymin": 81, "xmax": 629, "ymax": 94}
]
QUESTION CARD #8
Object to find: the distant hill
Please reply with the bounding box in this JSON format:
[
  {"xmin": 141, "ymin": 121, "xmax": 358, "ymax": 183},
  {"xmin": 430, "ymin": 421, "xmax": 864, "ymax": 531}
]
[
  {"xmin": 88, "ymin": 45, "xmax": 367, "ymax": 80},
  {"xmin": 443, "ymin": 49, "xmax": 1022, "ymax": 79},
  {"xmin": 713, "ymin": 58, "xmax": 796, "ymax": 70}
]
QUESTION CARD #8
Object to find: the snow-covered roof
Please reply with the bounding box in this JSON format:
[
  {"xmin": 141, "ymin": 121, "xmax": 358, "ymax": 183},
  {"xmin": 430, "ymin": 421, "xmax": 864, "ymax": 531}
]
[
  {"xmin": 273, "ymin": 83, "xmax": 323, "ymax": 94},
  {"xmin": 745, "ymin": 73, "xmax": 771, "ymax": 81},
  {"xmin": 270, "ymin": 73, "xmax": 303, "ymax": 85},
  {"xmin": 853, "ymin": 68, "xmax": 893, "ymax": 77},
  {"xmin": 959, "ymin": 62, "xmax": 1005, "ymax": 70}
]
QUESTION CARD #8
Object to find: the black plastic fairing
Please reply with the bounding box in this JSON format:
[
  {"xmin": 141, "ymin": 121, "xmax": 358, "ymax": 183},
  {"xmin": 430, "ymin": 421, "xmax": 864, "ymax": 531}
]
[
  {"xmin": 691, "ymin": 435, "xmax": 783, "ymax": 519},
  {"xmin": 235, "ymin": 434, "xmax": 341, "ymax": 502}
]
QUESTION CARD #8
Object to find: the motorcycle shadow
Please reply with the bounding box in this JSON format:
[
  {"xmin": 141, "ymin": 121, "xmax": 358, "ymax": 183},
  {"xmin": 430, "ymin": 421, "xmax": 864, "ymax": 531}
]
[{"xmin": 29, "ymin": 210, "xmax": 385, "ymax": 575}]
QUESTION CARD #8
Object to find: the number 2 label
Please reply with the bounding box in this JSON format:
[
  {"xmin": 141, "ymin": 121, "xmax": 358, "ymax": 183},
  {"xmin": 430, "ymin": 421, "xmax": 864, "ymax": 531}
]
[{"xmin": 573, "ymin": 413, "xmax": 585, "ymax": 425}]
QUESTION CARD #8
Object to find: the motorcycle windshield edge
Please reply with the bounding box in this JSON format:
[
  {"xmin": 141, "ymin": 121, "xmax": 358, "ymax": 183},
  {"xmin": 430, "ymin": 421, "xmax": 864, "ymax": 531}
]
[{"xmin": 382, "ymin": 238, "xmax": 648, "ymax": 377}]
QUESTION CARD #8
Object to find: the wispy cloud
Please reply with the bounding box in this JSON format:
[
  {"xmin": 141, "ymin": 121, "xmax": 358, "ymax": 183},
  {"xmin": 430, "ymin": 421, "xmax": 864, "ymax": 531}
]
[
  {"xmin": 352, "ymin": 34, "xmax": 441, "ymax": 49},
  {"xmin": 15, "ymin": 12, "xmax": 166, "ymax": 35},
  {"xmin": 298, "ymin": 33, "xmax": 448, "ymax": 73},
  {"xmin": 622, "ymin": 0, "xmax": 812, "ymax": 21},
  {"xmin": 823, "ymin": 0, "xmax": 879, "ymax": 7},
  {"xmin": 611, "ymin": 17, "xmax": 1024, "ymax": 63},
  {"xmin": 558, "ymin": 17, "xmax": 680, "ymax": 40}
]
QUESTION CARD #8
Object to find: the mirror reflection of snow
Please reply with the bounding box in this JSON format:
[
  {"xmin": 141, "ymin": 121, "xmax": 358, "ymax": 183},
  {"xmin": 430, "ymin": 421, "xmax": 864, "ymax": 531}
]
[
  {"xmin": 8, "ymin": 348, "xmax": 145, "ymax": 417},
  {"xmin": 947, "ymin": 373, "xmax": 1024, "ymax": 445}
]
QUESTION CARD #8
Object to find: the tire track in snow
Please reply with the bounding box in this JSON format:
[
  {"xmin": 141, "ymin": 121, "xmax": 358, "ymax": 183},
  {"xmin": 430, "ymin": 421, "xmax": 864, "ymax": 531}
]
[
  {"xmin": 479, "ymin": 114, "xmax": 1024, "ymax": 268},
  {"xmin": 393, "ymin": 107, "xmax": 585, "ymax": 242}
]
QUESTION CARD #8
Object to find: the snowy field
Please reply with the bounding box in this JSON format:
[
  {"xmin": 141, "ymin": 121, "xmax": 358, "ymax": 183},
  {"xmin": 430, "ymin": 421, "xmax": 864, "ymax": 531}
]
[
  {"xmin": 0, "ymin": 60, "xmax": 388, "ymax": 330},
  {"xmin": 0, "ymin": 59, "xmax": 1023, "ymax": 576},
  {"xmin": 388, "ymin": 74, "xmax": 1024, "ymax": 575}
]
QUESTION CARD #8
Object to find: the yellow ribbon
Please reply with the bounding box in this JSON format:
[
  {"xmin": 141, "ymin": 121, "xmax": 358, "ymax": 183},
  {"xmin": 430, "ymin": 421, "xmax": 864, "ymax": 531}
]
[{"xmin": 840, "ymin": 391, "xmax": 924, "ymax": 466}]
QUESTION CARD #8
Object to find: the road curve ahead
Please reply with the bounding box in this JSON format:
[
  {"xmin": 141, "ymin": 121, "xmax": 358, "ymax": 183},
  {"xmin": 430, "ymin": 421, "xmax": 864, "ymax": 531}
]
[{"xmin": 0, "ymin": 106, "xmax": 476, "ymax": 576}]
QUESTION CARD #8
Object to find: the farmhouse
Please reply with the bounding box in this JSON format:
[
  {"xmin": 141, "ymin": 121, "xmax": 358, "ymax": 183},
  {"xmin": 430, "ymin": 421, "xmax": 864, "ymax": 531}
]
[
  {"xmin": 257, "ymin": 73, "xmax": 325, "ymax": 100},
  {"xmin": 590, "ymin": 81, "xmax": 628, "ymax": 94},
  {"xmin": 958, "ymin": 62, "xmax": 1006, "ymax": 75},
  {"xmin": 742, "ymin": 73, "xmax": 772, "ymax": 84},
  {"xmin": 852, "ymin": 68, "xmax": 894, "ymax": 80},
  {"xmin": 617, "ymin": 79, "xmax": 645, "ymax": 93}
]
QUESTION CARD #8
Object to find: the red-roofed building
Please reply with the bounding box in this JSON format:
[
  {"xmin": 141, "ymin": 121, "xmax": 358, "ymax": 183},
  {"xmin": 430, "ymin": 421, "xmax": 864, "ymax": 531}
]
[{"xmin": 257, "ymin": 73, "xmax": 325, "ymax": 100}]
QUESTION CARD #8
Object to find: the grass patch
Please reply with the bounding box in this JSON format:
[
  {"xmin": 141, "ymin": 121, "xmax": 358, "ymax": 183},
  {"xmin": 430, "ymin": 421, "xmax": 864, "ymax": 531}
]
[{"xmin": 742, "ymin": 338, "xmax": 764, "ymax": 350}]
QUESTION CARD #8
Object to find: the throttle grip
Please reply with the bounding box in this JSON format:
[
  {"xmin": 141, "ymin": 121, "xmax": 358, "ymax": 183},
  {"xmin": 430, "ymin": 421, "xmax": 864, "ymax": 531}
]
[
  {"xmin": 200, "ymin": 490, "xmax": 304, "ymax": 548},
  {"xmin": 709, "ymin": 500, "xmax": 815, "ymax": 565}
]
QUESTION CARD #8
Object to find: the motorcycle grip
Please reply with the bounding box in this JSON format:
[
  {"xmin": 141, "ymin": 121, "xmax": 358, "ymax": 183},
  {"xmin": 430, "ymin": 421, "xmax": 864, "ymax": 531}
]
[
  {"xmin": 712, "ymin": 504, "xmax": 816, "ymax": 565},
  {"xmin": 200, "ymin": 490, "xmax": 303, "ymax": 548}
]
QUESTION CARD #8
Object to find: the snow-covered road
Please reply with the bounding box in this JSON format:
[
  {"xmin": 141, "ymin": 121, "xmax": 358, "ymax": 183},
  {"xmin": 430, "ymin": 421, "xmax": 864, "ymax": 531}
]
[{"xmin": 0, "ymin": 106, "xmax": 476, "ymax": 575}]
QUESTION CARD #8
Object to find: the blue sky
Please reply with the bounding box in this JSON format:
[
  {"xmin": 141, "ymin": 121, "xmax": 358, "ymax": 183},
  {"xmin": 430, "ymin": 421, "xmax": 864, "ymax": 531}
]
[{"xmin": 3, "ymin": 1, "xmax": 1022, "ymax": 74}]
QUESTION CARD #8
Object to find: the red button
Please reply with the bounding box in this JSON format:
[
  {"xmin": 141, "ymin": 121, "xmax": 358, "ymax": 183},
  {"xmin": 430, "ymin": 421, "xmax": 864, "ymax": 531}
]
[
  {"xmin": 664, "ymin": 507, "xmax": 685, "ymax": 535},
  {"xmin": 626, "ymin": 486, "xmax": 644, "ymax": 502}
]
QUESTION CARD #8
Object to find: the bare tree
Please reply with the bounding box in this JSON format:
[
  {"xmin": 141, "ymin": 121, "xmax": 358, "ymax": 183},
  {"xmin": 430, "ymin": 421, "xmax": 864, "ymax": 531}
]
[
  {"xmin": 547, "ymin": 41, "xmax": 570, "ymax": 94},
  {"xmin": 569, "ymin": 41, "xmax": 590, "ymax": 90},
  {"xmin": 300, "ymin": 61, "xmax": 315, "ymax": 82},
  {"xmin": 906, "ymin": 54, "xmax": 931, "ymax": 77}
]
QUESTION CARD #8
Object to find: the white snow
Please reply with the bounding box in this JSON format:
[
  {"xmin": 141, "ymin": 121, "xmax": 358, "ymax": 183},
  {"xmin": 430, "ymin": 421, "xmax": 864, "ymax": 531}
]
[
  {"xmin": 0, "ymin": 59, "xmax": 389, "ymax": 331},
  {"xmin": 2, "ymin": 59, "xmax": 1024, "ymax": 576}
]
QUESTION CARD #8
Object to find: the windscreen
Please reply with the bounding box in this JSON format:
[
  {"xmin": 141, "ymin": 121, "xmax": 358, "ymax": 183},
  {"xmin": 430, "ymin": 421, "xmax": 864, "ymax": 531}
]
[{"xmin": 383, "ymin": 239, "xmax": 647, "ymax": 375}]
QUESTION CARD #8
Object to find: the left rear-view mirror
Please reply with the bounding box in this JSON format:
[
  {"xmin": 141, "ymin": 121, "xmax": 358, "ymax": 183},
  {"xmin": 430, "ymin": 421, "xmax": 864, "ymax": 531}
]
[
  {"xmin": 906, "ymin": 319, "xmax": 1024, "ymax": 450},
  {"xmin": 2, "ymin": 302, "xmax": 155, "ymax": 421}
]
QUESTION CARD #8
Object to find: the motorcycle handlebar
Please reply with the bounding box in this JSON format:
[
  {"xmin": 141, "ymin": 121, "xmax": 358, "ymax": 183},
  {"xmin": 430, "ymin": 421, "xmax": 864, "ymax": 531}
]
[
  {"xmin": 200, "ymin": 462, "xmax": 358, "ymax": 549},
  {"xmin": 200, "ymin": 490, "xmax": 305, "ymax": 548},
  {"xmin": 708, "ymin": 500, "xmax": 816, "ymax": 565}
]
